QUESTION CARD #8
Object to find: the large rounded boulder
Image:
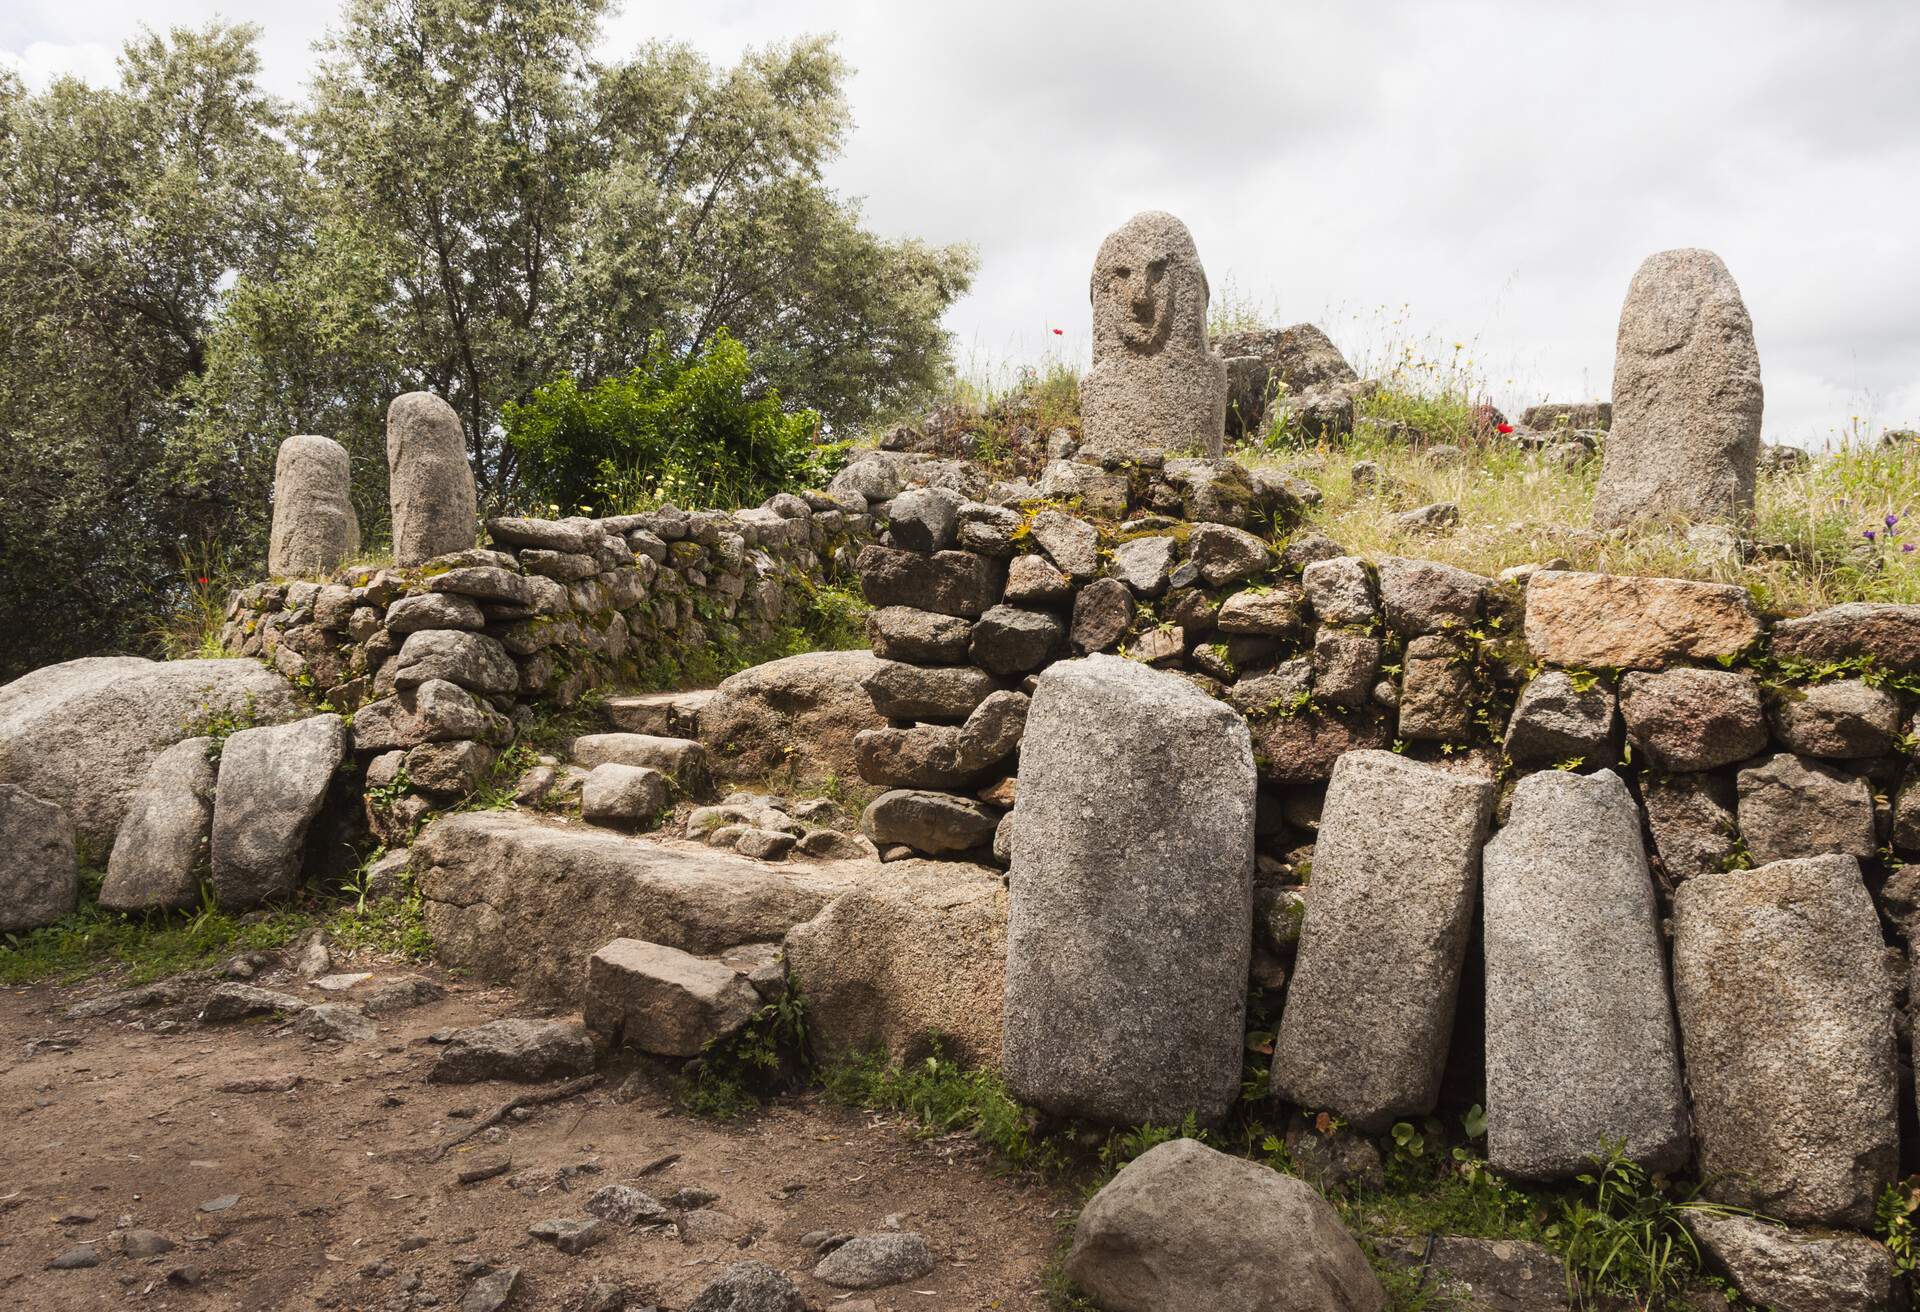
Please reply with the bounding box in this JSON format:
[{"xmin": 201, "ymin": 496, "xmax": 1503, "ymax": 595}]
[{"xmin": 0, "ymin": 657, "xmax": 302, "ymax": 849}]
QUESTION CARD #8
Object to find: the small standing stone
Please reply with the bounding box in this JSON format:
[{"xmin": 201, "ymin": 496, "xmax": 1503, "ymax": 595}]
[
  {"xmin": 209, "ymin": 715, "xmax": 347, "ymax": 908},
  {"xmin": 1593, "ymin": 249, "xmax": 1763, "ymax": 529},
  {"xmin": 387, "ymin": 392, "xmax": 479, "ymax": 566},
  {"xmin": 1272, "ymin": 751, "xmax": 1494, "ymax": 1130},
  {"xmin": 0, "ymin": 784, "xmax": 78, "ymax": 931},
  {"xmin": 268, "ymin": 434, "xmax": 361, "ymax": 577},
  {"xmin": 1481, "ymin": 770, "xmax": 1689, "ymax": 1179},
  {"xmin": 1671, "ymin": 855, "xmax": 1897, "ymax": 1226}
]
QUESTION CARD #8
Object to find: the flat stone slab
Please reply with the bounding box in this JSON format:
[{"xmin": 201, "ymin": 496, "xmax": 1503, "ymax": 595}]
[
  {"xmin": 1481, "ymin": 769, "xmax": 1689, "ymax": 1180},
  {"xmin": 416, "ymin": 811, "xmax": 961, "ymax": 1006}
]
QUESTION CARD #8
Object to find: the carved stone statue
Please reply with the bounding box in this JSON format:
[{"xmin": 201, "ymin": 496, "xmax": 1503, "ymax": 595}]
[{"xmin": 1080, "ymin": 211, "xmax": 1228, "ymax": 465}]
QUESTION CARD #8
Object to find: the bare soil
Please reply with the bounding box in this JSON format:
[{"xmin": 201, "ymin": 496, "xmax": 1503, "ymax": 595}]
[{"xmin": 0, "ymin": 961, "xmax": 1071, "ymax": 1311}]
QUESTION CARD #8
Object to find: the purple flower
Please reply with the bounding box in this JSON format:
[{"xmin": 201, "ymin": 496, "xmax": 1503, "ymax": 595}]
[
  {"xmin": 1906, "ymin": 544, "xmax": 1915, "ymax": 554},
  {"xmin": 1866, "ymin": 529, "xmax": 1878, "ymax": 542},
  {"xmin": 1889, "ymin": 513, "xmax": 1902, "ymax": 530}
]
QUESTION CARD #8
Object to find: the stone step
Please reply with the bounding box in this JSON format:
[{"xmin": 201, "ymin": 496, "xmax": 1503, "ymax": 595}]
[{"xmin": 598, "ymin": 690, "xmax": 715, "ymax": 739}]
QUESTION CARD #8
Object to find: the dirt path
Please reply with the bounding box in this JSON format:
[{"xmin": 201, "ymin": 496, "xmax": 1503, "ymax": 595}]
[{"xmin": 0, "ymin": 962, "xmax": 1071, "ymax": 1311}]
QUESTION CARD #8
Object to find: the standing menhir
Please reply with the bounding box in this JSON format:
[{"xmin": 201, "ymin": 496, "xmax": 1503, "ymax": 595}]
[
  {"xmin": 1592, "ymin": 249, "xmax": 1763, "ymax": 530},
  {"xmin": 387, "ymin": 392, "xmax": 479, "ymax": 566},
  {"xmin": 1079, "ymin": 211, "xmax": 1229, "ymax": 466},
  {"xmin": 267, "ymin": 435, "xmax": 360, "ymax": 578}
]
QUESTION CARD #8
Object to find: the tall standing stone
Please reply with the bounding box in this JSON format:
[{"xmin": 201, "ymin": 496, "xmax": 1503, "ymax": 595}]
[
  {"xmin": 1671, "ymin": 855, "xmax": 1897, "ymax": 1227},
  {"xmin": 1593, "ymin": 249, "xmax": 1763, "ymax": 529},
  {"xmin": 1002, "ymin": 655, "xmax": 1255, "ymax": 1125},
  {"xmin": 1481, "ymin": 770, "xmax": 1689, "ymax": 1179},
  {"xmin": 267, "ymin": 435, "xmax": 360, "ymax": 577},
  {"xmin": 1079, "ymin": 212, "xmax": 1228, "ymax": 465},
  {"xmin": 1271, "ymin": 751, "xmax": 1494, "ymax": 1130},
  {"xmin": 387, "ymin": 392, "xmax": 478, "ymax": 566}
]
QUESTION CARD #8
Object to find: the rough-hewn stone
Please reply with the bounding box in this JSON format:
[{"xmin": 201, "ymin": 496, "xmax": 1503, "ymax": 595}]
[
  {"xmin": 1272, "ymin": 751, "xmax": 1494, "ymax": 1130},
  {"xmin": 860, "ymin": 789, "xmax": 999, "ymax": 854},
  {"xmin": 0, "ymin": 784, "xmax": 77, "ymax": 932},
  {"xmin": 1504, "ymin": 671, "xmax": 1616, "ymax": 763},
  {"xmin": 1481, "ymin": 770, "xmax": 1689, "ymax": 1180},
  {"xmin": 1301, "ymin": 556, "xmax": 1376, "ymax": 625},
  {"xmin": 700, "ymin": 651, "xmax": 885, "ymax": 783},
  {"xmin": 1396, "ymin": 635, "xmax": 1474, "ymax": 742},
  {"xmin": 580, "ymin": 763, "xmax": 668, "ymax": 828},
  {"xmin": 1065, "ymin": 1138, "xmax": 1384, "ymax": 1312},
  {"xmin": 1523, "ymin": 570, "xmax": 1762, "ymax": 669},
  {"xmin": 1735, "ymin": 753, "xmax": 1876, "ymax": 864},
  {"xmin": 100, "ymin": 737, "xmax": 215, "ymax": 911},
  {"xmin": 1251, "ymin": 706, "xmax": 1394, "ymax": 785},
  {"xmin": 387, "ymin": 392, "xmax": 478, "ymax": 566},
  {"xmin": 1617, "ymin": 668, "xmax": 1767, "ymax": 771},
  {"xmin": 0, "ymin": 657, "xmax": 300, "ymax": 849},
  {"xmin": 1641, "ymin": 772, "xmax": 1738, "ymax": 881},
  {"xmin": 1769, "ymin": 679, "xmax": 1901, "ymax": 759},
  {"xmin": 1594, "ymin": 249, "xmax": 1763, "ymax": 529},
  {"xmin": 428, "ymin": 1017, "xmax": 597, "ymax": 1083},
  {"xmin": 1770, "ymin": 604, "xmax": 1920, "ymax": 673},
  {"xmin": 1687, "ymin": 1213, "xmax": 1898, "ymax": 1312},
  {"xmin": 268, "ymin": 435, "xmax": 360, "ymax": 577},
  {"xmin": 210, "ymin": 715, "xmax": 346, "ymax": 908},
  {"xmin": 1079, "ymin": 212, "xmax": 1228, "ymax": 464},
  {"xmin": 969, "ymin": 605, "xmax": 1065, "ymax": 676},
  {"xmin": 856, "ymin": 546, "xmax": 1004, "ymax": 617},
  {"xmin": 1004, "ymin": 656, "xmax": 1254, "ymax": 1125},
  {"xmin": 862, "ymin": 660, "xmax": 998, "ymax": 721},
  {"xmin": 1070, "ymin": 578, "xmax": 1135, "ymax": 653},
  {"xmin": 393, "ymin": 629, "xmax": 518, "ymax": 697},
  {"xmin": 1376, "ymin": 557, "xmax": 1489, "ymax": 634},
  {"xmin": 785, "ymin": 867, "xmax": 1007, "ymax": 1066},
  {"xmin": 583, "ymin": 938, "xmax": 759, "ymax": 1057},
  {"xmin": 1671, "ymin": 855, "xmax": 1897, "ymax": 1226},
  {"xmin": 865, "ymin": 607, "xmax": 972, "ymax": 664}
]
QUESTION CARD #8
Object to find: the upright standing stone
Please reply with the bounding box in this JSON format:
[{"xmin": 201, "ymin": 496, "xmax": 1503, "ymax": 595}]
[
  {"xmin": 267, "ymin": 435, "xmax": 360, "ymax": 577},
  {"xmin": 1271, "ymin": 751, "xmax": 1494, "ymax": 1130},
  {"xmin": 210, "ymin": 715, "xmax": 348, "ymax": 908},
  {"xmin": 100, "ymin": 737, "xmax": 216, "ymax": 911},
  {"xmin": 1079, "ymin": 212, "xmax": 1228, "ymax": 465},
  {"xmin": 0, "ymin": 784, "xmax": 77, "ymax": 932},
  {"xmin": 1671, "ymin": 855, "xmax": 1897, "ymax": 1227},
  {"xmin": 387, "ymin": 392, "xmax": 478, "ymax": 566},
  {"xmin": 1593, "ymin": 249, "xmax": 1763, "ymax": 529},
  {"xmin": 1002, "ymin": 655, "xmax": 1255, "ymax": 1125},
  {"xmin": 1481, "ymin": 770, "xmax": 1689, "ymax": 1179}
]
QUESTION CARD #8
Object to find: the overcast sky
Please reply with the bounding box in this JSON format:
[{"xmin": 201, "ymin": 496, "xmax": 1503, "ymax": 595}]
[{"xmin": 8, "ymin": 0, "xmax": 1918, "ymax": 447}]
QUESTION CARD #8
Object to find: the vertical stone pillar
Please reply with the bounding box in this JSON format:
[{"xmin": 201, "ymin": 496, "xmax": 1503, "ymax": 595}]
[
  {"xmin": 1002, "ymin": 654, "xmax": 1255, "ymax": 1125},
  {"xmin": 268, "ymin": 435, "xmax": 360, "ymax": 577},
  {"xmin": 387, "ymin": 392, "xmax": 478, "ymax": 566}
]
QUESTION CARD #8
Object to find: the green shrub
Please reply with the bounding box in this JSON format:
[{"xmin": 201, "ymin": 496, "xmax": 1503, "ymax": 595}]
[
  {"xmin": 1548, "ymin": 1143, "xmax": 1750, "ymax": 1308},
  {"xmin": 504, "ymin": 329, "xmax": 830, "ymax": 515}
]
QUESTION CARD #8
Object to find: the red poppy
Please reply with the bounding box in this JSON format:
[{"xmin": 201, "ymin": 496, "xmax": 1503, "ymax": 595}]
[
  {"xmin": 1051, "ymin": 328, "xmax": 1063, "ymax": 335},
  {"xmin": 197, "ymin": 576, "xmax": 210, "ymax": 585},
  {"xmin": 1496, "ymin": 423, "xmax": 1514, "ymax": 435}
]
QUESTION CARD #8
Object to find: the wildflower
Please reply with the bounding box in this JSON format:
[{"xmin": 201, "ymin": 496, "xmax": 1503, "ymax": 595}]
[
  {"xmin": 1496, "ymin": 423, "xmax": 1514, "ymax": 435},
  {"xmin": 1866, "ymin": 530, "xmax": 1878, "ymax": 542},
  {"xmin": 1907, "ymin": 544, "xmax": 1916, "ymax": 554},
  {"xmin": 197, "ymin": 576, "xmax": 210, "ymax": 585},
  {"xmin": 1051, "ymin": 328, "xmax": 1063, "ymax": 336},
  {"xmin": 1889, "ymin": 513, "xmax": 1901, "ymax": 531}
]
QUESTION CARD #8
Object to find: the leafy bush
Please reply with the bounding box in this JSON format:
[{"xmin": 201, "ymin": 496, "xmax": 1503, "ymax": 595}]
[{"xmin": 504, "ymin": 330, "xmax": 828, "ymax": 515}]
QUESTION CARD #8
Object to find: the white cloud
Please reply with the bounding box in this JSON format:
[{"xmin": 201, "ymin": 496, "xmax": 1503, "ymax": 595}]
[{"xmin": 8, "ymin": 0, "xmax": 1918, "ymax": 444}]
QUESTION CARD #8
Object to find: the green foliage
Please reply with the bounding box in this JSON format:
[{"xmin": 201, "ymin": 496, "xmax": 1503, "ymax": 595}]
[
  {"xmin": 677, "ymin": 985, "xmax": 813, "ymax": 1119},
  {"xmin": 1877, "ymin": 1179, "xmax": 1920, "ymax": 1284},
  {"xmin": 505, "ymin": 330, "xmax": 825, "ymax": 515},
  {"xmin": 821, "ymin": 1046, "xmax": 1068, "ymax": 1174},
  {"xmin": 183, "ymin": 693, "xmax": 263, "ymax": 764},
  {"xmin": 0, "ymin": 893, "xmax": 309, "ymax": 987},
  {"xmin": 0, "ymin": 5, "xmax": 973, "ymax": 677},
  {"xmin": 1548, "ymin": 1143, "xmax": 1749, "ymax": 1309}
]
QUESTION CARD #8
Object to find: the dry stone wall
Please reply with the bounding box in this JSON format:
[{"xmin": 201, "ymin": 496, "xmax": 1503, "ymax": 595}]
[
  {"xmin": 222, "ymin": 497, "xmax": 873, "ymax": 843},
  {"xmin": 841, "ymin": 441, "xmax": 1920, "ymax": 1244}
]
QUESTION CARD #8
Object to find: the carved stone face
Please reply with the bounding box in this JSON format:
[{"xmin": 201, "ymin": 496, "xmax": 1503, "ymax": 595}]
[{"xmin": 1090, "ymin": 212, "xmax": 1209, "ymax": 359}]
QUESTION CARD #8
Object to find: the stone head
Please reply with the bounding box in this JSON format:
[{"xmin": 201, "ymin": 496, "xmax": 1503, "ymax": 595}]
[{"xmin": 1090, "ymin": 211, "xmax": 1210, "ymax": 358}]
